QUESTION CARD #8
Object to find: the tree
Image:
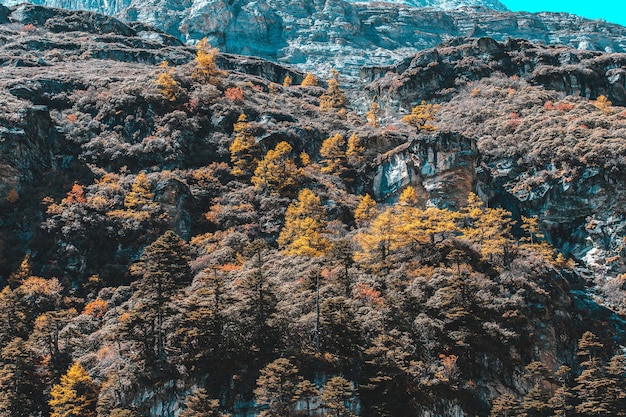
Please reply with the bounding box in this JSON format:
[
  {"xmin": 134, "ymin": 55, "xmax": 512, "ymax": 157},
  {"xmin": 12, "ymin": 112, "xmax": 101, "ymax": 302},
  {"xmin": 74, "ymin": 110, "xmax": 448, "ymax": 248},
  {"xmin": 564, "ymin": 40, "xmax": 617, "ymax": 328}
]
[
  {"xmin": 549, "ymin": 365, "xmax": 574, "ymax": 417},
  {"xmin": 366, "ymin": 101, "xmax": 380, "ymax": 127},
  {"xmin": 8, "ymin": 253, "xmax": 31, "ymax": 288},
  {"xmin": 320, "ymin": 70, "xmax": 347, "ymax": 112},
  {"xmin": 402, "ymin": 101, "xmax": 440, "ymax": 132},
  {"xmin": 180, "ymin": 388, "xmax": 229, "ymax": 417},
  {"xmin": 294, "ymin": 380, "xmax": 319, "ymax": 416},
  {"xmin": 122, "ymin": 230, "xmax": 191, "ymax": 363},
  {"xmin": 123, "ymin": 171, "xmax": 156, "ymax": 212},
  {"xmin": 278, "ymin": 189, "xmax": 329, "ymax": 256},
  {"xmin": 345, "ymin": 133, "xmax": 365, "ymax": 167},
  {"xmin": 301, "ymin": 73, "xmax": 318, "ymax": 87},
  {"xmin": 521, "ymin": 362, "xmax": 551, "ymax": 417},
  {"xmin": 154, "ymin": 61, "xmax": 180, "ymax": 101},
  {"xmin": 0, "ymin": 338, "xmax": 38, "ymax": 417},
  {"xmin": 594, "ymin": 95, "xmax": 612, "ymax": 114},
  {"xmin": 283, "ymin": 75, "xmax": 293, "ymax": 87},
  {"xmin": 49, "ymin": 362, "xmax": 98, "ymax": 417},
  {"xmin": 320, "ymin": 133, "xmax": 348, "ymax": 177},
  {"xmin": 490, "ymin": 393, "xmax": 521, "ymax": 417},
  {"xmin": 354, "ymin": 194, "xmax": 377, "ymax": 227},
  {"xmin": 229, "ymin": 114, "xmax": 260, "ymax": 177},
  {"xmin": 252, "ymin": 141, "xmax": 300, "ymax": 195},
  {"xmin": 254, "ymin": 358, "xmax": 301, "ymax": 417},
  {"xmin": 193, "ymin": 38, "xmax": 223, "ymax": 84},
  {"xmin": 321, "ymin": 376, "xmax": 355, "ymax": 417},
  {"xmin": 575, "ymin": 332, "xmax": 611, "ymax": 416}
]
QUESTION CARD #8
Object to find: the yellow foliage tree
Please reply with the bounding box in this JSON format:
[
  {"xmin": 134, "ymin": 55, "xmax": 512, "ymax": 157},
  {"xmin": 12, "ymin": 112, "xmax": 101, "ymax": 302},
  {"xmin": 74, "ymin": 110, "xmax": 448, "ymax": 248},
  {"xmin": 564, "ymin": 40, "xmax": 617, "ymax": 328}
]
[
  {"xmin": 594, "ymin": 94, "xmax": 612, "ymax": 114},
  {"xmin": 8, "ymin": 253, "xmax": 31, "ymax": 288},
  {"xmin": 229, "ymin": 114, "xmax": 260, "ymax": 177},
  {"xmin": 346, "ymin": 133, "xmax": 365, "ymax": 166},
  {"xmin": 124, "ymin": 171, "xmax": 155, "ymax": 211},
  {"xmin": 49, "ymin": 362, "xmax": 98, "ymax": 417},
  {"xmin": 193, "ymin": 37, "xmax": 223, "ymax": 83},
  {"xmin": 354, "ymin": 194, "xmax": 377, "ymax": 226},
  {"xmin": 402, "ymin": 101, "xmax": 441, "ymax": 132},
  {"xmin": 320, "ymin": 133, "xmax": 348, "ymax": 176},
  {"xmin": 154, "ymin": 61, "xmax": 180, "ymax": 101},
  {"xmin": 283, "ymin": 74, "xmax": 293, "ymax": 87},
  {"xmin": 301, "ymin": 73, "xmax": 318, "ymax": 87},
  {"xmin": 366, "ymin": 101, "xmax": 380, "ymax": 127},
  {"xmin": 460, "ymin": 193, "xmax": 513, "ymax": 263},
  {"xmin": 319, "ymin": 70, "xmax": 347, "ymax": 112},
  {"xmin": 278, "ymin": 189, "xmax": 329, "ymax": 256},
  {"xmin": 251, "ymin": 141, "xmax": 300, "ymax": 195}
]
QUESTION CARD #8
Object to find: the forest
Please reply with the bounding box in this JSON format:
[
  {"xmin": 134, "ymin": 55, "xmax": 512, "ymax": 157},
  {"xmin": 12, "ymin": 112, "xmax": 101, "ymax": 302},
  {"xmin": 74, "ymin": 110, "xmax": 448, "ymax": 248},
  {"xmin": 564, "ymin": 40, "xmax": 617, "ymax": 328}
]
[{"xmin": 1, "ymin": 13, "xmax": 626, "ymax": 417}]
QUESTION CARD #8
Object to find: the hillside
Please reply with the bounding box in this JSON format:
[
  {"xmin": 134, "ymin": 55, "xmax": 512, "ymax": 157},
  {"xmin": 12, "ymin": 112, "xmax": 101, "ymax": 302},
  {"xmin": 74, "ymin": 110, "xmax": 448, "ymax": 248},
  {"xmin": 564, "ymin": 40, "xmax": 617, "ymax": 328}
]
[
  {"xmin": 1, "ymin": 4, "xmax": 626, "ymax": 417},
  {"xmin": 2, "ymin": 0, "xmax": 626, "ymax": 77}
]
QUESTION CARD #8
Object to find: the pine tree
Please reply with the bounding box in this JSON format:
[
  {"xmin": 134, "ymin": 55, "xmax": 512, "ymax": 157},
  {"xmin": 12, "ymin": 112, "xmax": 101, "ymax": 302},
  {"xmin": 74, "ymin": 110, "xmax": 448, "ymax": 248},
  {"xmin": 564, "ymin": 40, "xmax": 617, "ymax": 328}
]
[
  {"xmin": 251, "ymin": 141, "xmax": 300, "ymax": 195},
  {"xmin": 283, "ymin": 75, "xmax": 293, "ymax": 86},
  {"xmin": 0, "ymin": 338, "xmax": 38, "ymax": 417},
  {"xmin": 254, "ymin": 358, "xmax": 301, "ymax": 417},
  {"xmin": 521, "ymin": 362, "xmax": 551, "ymax": 417},
  {"xmin": 294, "ymin": 380, "xmax": 319, "ymax": 416},
  {"xmin": 549, "ymin": 366, "xmax": 575, "ymax": 417},
  {"xmin": 321, "ymin": 376, "xmax": 355, "ymax": 417},
  {"xmin": 180, "ymin": 388, "xmax": 229, "ymax": 417},
  {"xmin": 49, "ymin": 362, "xmax": 98, "ymax": 417},
  {"xmin": 490, "ymin": 393, "xmax": 521, "ymax": 417},
  {"xmin": 122, "ymin": 231, "xmax": 191, "ymax": 363},
  {"xmin": 575, "ymin": 332, "xmax": 612, "ymax": 416},
  {"xmin": 278, "ymin": 189, "xmax": 329, "ymax": 256},
  {"xmin": 230, "ymin": 114, "xmax": 260, "ymax": 177},
  {"xmin": 605, "ymin": 354, "xmax": 626, "ymax": 416}
]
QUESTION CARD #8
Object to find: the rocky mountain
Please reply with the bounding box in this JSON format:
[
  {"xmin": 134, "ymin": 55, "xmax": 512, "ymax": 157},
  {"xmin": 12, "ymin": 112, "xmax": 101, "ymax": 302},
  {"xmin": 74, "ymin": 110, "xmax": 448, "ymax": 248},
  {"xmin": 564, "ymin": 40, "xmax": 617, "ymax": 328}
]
[
  {"xmin": 2, "ymin": 0, "xmax": 625, "ymax": 77},
  {"xmin": 2, "ymin": 4, "xmax": 626, "ymax": 417}
]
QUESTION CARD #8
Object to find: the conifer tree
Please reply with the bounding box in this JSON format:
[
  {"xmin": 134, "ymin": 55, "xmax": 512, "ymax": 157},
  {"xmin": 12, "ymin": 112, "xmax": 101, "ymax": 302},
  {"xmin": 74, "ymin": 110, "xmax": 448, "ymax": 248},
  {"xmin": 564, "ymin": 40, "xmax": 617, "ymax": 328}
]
[
  {"xmin": 521, "ymin": 362, "xmax": 551, "ymax": 417},
  {"xmin": 0, "ymin": 338, "xmax": 38, "ymax": 417},
  {"xmin": 301, "ymin": 73, "xmax": 318, "ymax": 87},
  {"xmin": 278, "ymin": 189, "xmax": 329, "ymax": 256},
  {"xmin": 230, "ymin": 114, "xmax": 260, "ymax": 177},
  {"xmin": 193, "ymin": 38, "xmax": 223, "ymax": 83},
  {"xmin": 366, "ymin": 101, "xmax": 380, "ymax": 127},
  {"xmin": 8, "ymin": 253, "xmax": 31, "ymax": 288},
  {"xmin": 402, "ymin": 101, "xmax": 440, "ymax": 132},
  {"xmin": 354, "ymin": 194, "xmax": 377, "ymax": 227},
  {"xmin": 254, "ymin": 358, "xmax": 301, "ymax": 417},
  {"xmin": 320, "ymin": 70, "xmax": 347, "ymax": 112},
  {"xmin": 49, "ymin": 362, "xmax": 98, "ymax": 417},
  {"xmin": 490, "ymin": 393, "xmax": 521, "ymax": 417},
  {"xmin": 321, "ymin": 376, "xmax": 355, "ymax": 417},
  {"xmin": 121, "ymin": 231, "xmax": 191, "ymax": 363},
  {"xmin": 123, "ymin": 171, "xmax": 155, "ymax": 211},
  {"xmin": 320, "ymin": 133, "xmax": 348, "ymax": 177},
  {"xmin": 575, "ymin": 332, "xmax": 611, "ymax": 416},
  {"xmin": 549, "ymin": 365, "xmax": 575, "ymax": 417},
  {"xmin": 252, "ymin": 141, "xmax": 300, "ymax": 195},
  {"xmin": 154, "ymin": 61, "xmax": 180, "ymax": 101},
  {"xmin": 283, "ymin": 75, "xmax": 293, "ymax": 87},
  {"xmin": 345, "ymin": 133, "xmax": 365, "ymax": 167},
  {"xmin": 180, "ymin": 388, "xmax": 229, "ymax": 417}
]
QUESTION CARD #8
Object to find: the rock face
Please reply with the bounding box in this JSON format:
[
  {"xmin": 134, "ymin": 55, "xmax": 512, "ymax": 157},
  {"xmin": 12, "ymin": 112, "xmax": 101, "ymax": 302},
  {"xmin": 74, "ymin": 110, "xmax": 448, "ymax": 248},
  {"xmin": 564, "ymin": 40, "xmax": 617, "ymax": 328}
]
[
  {"xmin": 4, "ymin": 0, "xmax": 626, "ymax": 77},
  {"xmin": 368, "ymin": 37, "xmax": 626, "ymax": 111},
  {"xmin": 372, "ymin": 130, "xmax": 477, "ymax": 209}
]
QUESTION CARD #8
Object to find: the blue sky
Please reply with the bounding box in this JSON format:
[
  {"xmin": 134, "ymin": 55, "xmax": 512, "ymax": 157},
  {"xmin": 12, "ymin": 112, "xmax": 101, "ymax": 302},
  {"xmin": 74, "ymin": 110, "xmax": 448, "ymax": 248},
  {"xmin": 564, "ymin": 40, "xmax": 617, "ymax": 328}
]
[{"xmin": 502, "ymin": 0, "xmax": 626, "ymax": 27}]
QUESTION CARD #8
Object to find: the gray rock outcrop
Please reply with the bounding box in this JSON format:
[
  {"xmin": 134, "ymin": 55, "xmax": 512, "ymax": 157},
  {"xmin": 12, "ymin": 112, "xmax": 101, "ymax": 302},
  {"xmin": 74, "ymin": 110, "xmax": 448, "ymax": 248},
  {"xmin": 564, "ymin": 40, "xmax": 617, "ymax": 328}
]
[{"xmin": 3, "ymin": 0, "xmax": 626, "ymax": 77}]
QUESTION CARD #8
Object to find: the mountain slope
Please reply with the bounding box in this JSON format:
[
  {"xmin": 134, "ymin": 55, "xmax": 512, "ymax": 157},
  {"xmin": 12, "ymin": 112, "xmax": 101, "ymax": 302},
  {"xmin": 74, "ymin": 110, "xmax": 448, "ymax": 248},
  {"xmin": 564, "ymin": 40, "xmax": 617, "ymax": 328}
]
[{"xmin": 2, "ymin": 0, "xmax": 626, "ymax": 77}]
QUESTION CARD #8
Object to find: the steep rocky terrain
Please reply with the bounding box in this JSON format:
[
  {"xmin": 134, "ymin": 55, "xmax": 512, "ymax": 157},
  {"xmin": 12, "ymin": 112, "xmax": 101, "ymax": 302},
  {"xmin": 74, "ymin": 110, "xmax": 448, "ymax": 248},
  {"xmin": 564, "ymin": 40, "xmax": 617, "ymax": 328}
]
[
  {"xmin": 3, "ymin": 0, "xmax": 626, "ymax": 77},
  {"xmin": 1, "ymin": 5, "xmax": 626, "ymax": 417}
]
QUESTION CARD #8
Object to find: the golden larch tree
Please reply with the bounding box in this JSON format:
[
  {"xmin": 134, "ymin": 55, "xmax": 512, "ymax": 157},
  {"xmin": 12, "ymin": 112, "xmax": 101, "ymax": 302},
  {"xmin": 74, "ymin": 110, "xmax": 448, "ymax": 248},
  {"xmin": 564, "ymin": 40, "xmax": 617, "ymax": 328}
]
[
  {"xmin": 49, "ymin": 362, "xmax": 99, "ymax": 417},
  {"xmin": 402, "ymin": 101, "xmax": 441, "ymax": 132},
  {"xmin": 278, "ymin": 189, "xmax": 329, "ymax": 256},
  {"xmin": 229, "ymin": 114, "xmax": 260, "ymax": 177},
  {"xmin": 251, "ymin": 141, "xmax": 300, "ymax": 195}
]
